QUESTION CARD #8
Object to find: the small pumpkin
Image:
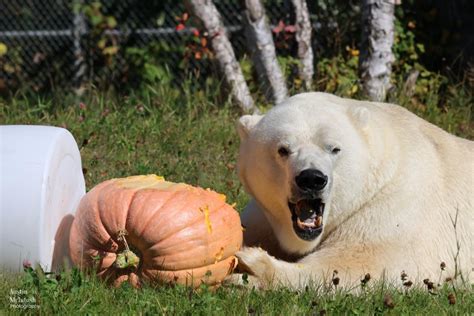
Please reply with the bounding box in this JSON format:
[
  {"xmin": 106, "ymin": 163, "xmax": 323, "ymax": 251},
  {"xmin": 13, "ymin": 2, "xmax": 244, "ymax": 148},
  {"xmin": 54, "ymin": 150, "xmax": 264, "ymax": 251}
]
[{"xmin": 69, "ymin": 175, "xmax": 242, "ymax": 288}]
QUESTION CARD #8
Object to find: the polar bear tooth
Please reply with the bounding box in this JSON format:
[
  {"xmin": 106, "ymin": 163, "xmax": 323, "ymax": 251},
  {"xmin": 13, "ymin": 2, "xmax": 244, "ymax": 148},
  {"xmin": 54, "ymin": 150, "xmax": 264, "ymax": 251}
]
[
  {"xmin": 296, "ymin": 219, "xmax": 304, "ymax": 229},
  {"xmin": 297, "ymin": 218, "xmax": 315, "ymax": 229},
  {"xmin": 314, "ymin": 216, "xmax": 322, "ymax": 228}
]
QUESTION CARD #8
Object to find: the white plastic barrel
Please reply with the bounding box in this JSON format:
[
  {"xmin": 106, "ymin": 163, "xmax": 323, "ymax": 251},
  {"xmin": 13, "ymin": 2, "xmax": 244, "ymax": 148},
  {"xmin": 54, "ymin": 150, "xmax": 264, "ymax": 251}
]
[{"xmin": 0, "ymin": 125, "xmax": 85, "ymax": 271}]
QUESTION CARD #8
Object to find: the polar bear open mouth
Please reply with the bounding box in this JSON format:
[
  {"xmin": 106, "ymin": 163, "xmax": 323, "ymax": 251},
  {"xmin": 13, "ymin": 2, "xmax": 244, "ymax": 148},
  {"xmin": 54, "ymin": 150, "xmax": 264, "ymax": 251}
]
[{"xmin": 288, "ymin": 199, "xmax": 325, "ymax": 241}]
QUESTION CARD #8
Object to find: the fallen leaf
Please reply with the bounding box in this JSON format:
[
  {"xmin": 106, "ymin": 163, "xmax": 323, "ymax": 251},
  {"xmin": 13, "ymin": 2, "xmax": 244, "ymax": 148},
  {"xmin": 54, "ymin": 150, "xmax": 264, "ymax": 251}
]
[
  {"xmin": 448, "ymin": 293, "xmax": 456, "ymax": 305},
  {"xmin": 383, "ymin": 294, "xmax": 395, "ymax": 308}
]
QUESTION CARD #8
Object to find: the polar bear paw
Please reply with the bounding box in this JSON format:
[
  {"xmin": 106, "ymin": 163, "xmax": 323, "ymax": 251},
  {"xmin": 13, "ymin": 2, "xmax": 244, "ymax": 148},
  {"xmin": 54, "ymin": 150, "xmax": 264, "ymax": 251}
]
[{"xmin": 226, "ymin": 247, "xmax": 277, "ymax": 289}]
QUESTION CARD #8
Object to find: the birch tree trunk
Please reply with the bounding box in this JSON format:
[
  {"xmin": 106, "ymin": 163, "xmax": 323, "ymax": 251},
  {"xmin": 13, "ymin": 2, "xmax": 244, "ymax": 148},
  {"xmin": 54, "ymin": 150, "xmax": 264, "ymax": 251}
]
[
  {"xmin": 243, "ymin": 0, "xmax": 288, "ymax": 104},
  {"xmin": 187, "ymin": 0, "xmax": 257, "ymax": 113},
  {"xmin": 291, "ymin": 0, "xmax": 314, "ymax": 90},
  {"xmin": 359, "ymin": 0, "xmax": 396, "ymax": 101}
]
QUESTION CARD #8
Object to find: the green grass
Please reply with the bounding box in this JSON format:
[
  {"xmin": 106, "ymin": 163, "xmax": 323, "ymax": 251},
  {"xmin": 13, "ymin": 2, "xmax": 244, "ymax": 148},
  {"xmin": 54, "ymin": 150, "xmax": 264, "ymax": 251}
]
[
  {"xmin": 1, "ymin": 264, "xmax": 473, "ymax": 315},
  {"xmin": 0, "ymin": 80, "xmax": 472, "ymax": 314},
  {"xmin": 1, "ymin": 265, "xmax": 473, "ymax": 314},
  {"xmin": 0, "ymin": 85, "xmax": 249, "ymax": 208}
]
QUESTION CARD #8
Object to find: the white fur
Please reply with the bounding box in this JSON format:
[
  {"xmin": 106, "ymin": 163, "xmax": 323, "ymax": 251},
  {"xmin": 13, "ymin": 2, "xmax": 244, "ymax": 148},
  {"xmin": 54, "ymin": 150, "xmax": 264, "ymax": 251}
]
[{"xmin": 234, "ymin": 92, "xmax": 474, "ymax": 289}]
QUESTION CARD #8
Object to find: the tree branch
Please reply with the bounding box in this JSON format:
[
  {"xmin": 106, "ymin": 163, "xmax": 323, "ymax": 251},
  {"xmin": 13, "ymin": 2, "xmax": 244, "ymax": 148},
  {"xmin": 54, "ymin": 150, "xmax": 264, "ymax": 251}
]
[
  {"xmin": 187, "ymin": 0, "xmax": 257, "ymax": 113},
  {"xmin": 359, "ymin": 0, "xmax": 396, "ymax": 101},
  {"xmin": 291, "ymin": 0, "xmax": 314, "ymax": 90},
  {"xmin": 243, "ymin": 0, "xmax": 288, "ymax": 104}
]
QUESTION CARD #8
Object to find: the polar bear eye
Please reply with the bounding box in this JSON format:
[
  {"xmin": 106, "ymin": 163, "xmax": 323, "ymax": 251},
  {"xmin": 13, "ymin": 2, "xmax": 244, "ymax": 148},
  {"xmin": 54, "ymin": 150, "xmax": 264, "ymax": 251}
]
[
  {"xmin": 278, "ymin": 146, "xmax": 290, "ymax": 157},
  {"xmin": 331, "ymin": 147, "xmax": 341, "ymax": 154}
]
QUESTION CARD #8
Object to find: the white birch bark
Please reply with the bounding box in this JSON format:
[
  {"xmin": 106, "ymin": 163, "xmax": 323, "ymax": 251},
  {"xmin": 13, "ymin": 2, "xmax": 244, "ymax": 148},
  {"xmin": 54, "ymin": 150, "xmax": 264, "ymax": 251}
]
[
  {"xmin": 243, "ymin": 0, "xmax": 288, "ymax": 105},
  {"xmin": 187, "ymin": 0, "xmax": 257, "ymax": 113},
  {"xmin": 291, "ymin": 0, "xmax": 314, "ymax": 90},
  {"xmin": 359, "ymin": 0, "xmax": 396, "ymax": 101},
  {"xmin": 73, "ymin": 0, "xmax": 87, "ymax": 95}
]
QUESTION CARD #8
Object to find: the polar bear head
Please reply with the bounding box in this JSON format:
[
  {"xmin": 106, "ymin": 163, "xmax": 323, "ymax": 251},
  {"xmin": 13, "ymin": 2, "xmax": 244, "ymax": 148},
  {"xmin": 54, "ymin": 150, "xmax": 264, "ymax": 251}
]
[{"xmin": 237, "ymin": 93, "xmax": 375, "ymax": 255}]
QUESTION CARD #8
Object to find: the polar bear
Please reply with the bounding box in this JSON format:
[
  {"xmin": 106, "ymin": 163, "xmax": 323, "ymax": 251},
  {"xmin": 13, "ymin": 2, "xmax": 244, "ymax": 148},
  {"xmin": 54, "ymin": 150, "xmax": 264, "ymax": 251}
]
[{"xmin": 232, "ymin": 92, "xmax": 473, "ymax": 289}]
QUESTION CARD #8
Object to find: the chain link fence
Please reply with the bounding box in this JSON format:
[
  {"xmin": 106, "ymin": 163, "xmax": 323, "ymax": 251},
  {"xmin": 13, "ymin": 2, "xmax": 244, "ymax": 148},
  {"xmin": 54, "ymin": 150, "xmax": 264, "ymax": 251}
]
[
  {"xmin": 0, "ymin": 0, "xmax": 298, "ymax": 93},
  {"xmin": 2, "ymin": 1, "xmax": 470, "ymax": 94}
]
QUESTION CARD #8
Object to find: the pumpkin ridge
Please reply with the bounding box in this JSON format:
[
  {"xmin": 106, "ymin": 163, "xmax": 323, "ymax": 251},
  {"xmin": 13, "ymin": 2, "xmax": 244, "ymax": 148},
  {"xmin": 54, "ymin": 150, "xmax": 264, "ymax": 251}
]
[
  {"xmin": 121, "ymin": 187, "xmax": 208, "ymax": 259},
  {"xmin": 139, "ymin": 199, "xmax": 238, "ymax": 271},
  {"xmin": 168, "ymin": 254, "xmax": 235, "ymax": 271},
  {"xmin": 145, "ymin": 215, "xmax": 241, "ymax": 271},
  {"xmin": 145, "ymin": 247, "xmax": 236, "ymax": 272},
  {"xmin": 134, "ymin": 189, "xmax": 183, "ymax": 241},
  {"xmin": 124, "ymin": 189, "xmax": 174, "ymax": 247},
  {"xmin": 142, "ymin": 190, "xmax": 228, "ymax": 249},
  {"xmin": 188, "ymin": 197, "xmax": 228, "ymax": 231},
  {"xmin": 98, "ymin": 183, "xmax": 138, "ymax": 246},
  {"xmin": 76, "ymin": 237, "xmax": 118, "ymax": 268},
  {"xmin": 80, "ymin": 184, "xmax": 118, "ymax": 252},
  {"xmin": 141, "ymin": 255, "xmax": 238, "ymax": 287}
]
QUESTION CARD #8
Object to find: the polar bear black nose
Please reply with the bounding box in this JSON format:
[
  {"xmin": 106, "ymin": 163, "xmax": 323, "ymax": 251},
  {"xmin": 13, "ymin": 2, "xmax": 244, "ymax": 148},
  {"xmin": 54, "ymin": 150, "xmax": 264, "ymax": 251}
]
[{"xmin": 295, "ymin": 169, "xmax": 328, "ymax": 192}]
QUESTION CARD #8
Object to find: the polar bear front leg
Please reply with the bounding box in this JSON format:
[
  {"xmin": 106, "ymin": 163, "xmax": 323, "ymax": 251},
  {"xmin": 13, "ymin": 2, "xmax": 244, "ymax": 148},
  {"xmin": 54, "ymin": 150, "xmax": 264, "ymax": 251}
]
[{"xmin": 233, "ymin": 246, "xmax": 386, "ymax": 290}]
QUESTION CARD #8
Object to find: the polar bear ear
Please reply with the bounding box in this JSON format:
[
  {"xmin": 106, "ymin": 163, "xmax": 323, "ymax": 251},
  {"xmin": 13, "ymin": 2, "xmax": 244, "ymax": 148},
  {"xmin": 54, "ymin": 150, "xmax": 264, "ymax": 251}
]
[
  {"xmin": 237, "ymin": 114, "xmax": 263, "ymax": 140},
  {"xmin": 349, "ymin": 106, "xmax": 370, "ymax": 129}
]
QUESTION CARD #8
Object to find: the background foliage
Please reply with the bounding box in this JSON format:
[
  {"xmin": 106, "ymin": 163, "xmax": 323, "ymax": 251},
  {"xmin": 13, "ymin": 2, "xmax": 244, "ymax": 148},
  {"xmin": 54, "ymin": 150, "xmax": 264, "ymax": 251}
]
[{"xmin": 0, "ymin": 0, "xmax": 472, "ymax": 94}]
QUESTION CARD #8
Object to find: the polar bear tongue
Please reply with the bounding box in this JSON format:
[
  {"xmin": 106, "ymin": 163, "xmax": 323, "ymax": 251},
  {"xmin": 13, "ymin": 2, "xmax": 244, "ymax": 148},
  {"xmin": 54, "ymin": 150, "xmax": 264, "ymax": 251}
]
[{"xmin": 296, "ymin": 200, "xmax": 323, "ymax": 228}]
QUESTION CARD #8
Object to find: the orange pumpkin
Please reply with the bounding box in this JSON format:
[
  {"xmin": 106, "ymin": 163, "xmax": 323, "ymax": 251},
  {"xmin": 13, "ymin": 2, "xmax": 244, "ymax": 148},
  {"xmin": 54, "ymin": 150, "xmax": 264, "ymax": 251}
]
[{"xmin": 69, "ymin": 175, "xmax": 242, "ymax": 288}]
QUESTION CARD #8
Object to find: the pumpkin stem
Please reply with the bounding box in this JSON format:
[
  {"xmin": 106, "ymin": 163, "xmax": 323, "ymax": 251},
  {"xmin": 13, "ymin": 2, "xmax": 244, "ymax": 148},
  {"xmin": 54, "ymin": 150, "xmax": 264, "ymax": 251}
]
[
  {"xmin": 115, "ymin": 229, "xmax": 140, "ymax": 269},
  {"xmin": 117, "ymin": 229, "xmax": 131, "ymax": 251}
]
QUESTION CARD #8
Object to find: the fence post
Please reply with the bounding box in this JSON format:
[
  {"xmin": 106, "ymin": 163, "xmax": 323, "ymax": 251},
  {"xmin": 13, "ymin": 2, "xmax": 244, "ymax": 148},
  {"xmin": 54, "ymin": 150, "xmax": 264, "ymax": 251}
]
[{"xmin": 73, "ymin": 0, "xmax": 87, "ymax": 95}]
